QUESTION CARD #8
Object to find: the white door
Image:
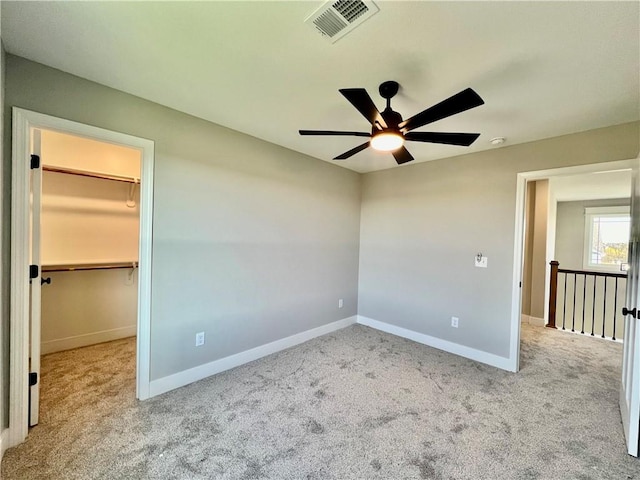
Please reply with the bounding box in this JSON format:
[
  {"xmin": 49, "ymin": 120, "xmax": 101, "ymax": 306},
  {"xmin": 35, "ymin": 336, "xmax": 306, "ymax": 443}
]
[
  {"xmin": 620, "ymin": 154, "xmax": 640, "ymax": 457},
  {"xmin": 29, "ymin": 128, "xmax": 42, "ymax": 427}
]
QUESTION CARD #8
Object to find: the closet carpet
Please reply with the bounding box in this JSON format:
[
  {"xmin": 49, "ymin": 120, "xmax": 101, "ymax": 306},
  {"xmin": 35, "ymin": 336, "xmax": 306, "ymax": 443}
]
[{"xmin": 2, "ymin": 323, "xmax": 640, "ymax": 479}]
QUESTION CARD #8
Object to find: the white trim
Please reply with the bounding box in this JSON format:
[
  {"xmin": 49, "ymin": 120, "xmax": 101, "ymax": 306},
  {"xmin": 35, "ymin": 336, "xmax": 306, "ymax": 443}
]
[
  {"xmin": 544, "ymin": 182, "xmax": 559, "ymax": 326},
  {"xmin": 136, "ymin": 125, "xmax": 154, "ymax": 401},
  {"xmin": 527, "ymin": 316, "xmax": 545, "ymax": 327},
  {"xmin": 585, "ymin": 206, "xmax": 632, "ymax": 215},
  {"xmin": 620, "ymin": 384, "xmax": 633, "ymax": 455},
  {"xmin": 9, "ymin": 108, "xmax": 154, "ymax": 449},
  {"xmin": 0, "ymin": 428, "xmax": 9, "ymax": 461},
  {"xmin": 41, "ymin": 326, "xmax": 137, "ymax": 355},
  {"xmin": 0, "ymin": 44, "xmax": 5, "ymax": 444},
  {"xmin": 518, "ymin": 160, "xmax": 637, "ymax": 180},
  {"xmin": 510, "ymin": 174, "xmax": 527, "ymax": 372},
  {"xmin": 0, "ymin": 88, "xmax": 3, "ymax": 467},
  {"xmin": 520, "ymin": 314, "xmax": 545, "ymax": 326},
  {"xmin": 529, "ymin": 316, "xmax": 546, "ymax": 327},
  {"xmin": 9, "ymin": 108, "xmax": 31, "ymax": 447},
  {"xmin": 357, "ymin": 316, "xmax": 514, "ymax": 372},
  {"xmin": 149, "ymin": 316, "xmax": 357, "ymax": 397}
]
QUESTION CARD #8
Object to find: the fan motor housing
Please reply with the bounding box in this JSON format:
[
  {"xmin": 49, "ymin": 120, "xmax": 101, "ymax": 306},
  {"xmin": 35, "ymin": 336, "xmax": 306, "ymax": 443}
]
[
  {"xmin": 381, "ymin": 109, "xmax": 403, "ymax": 130},
  {"xmin": 379, "ymin": 81, "xmax": 399, "ymax": 100}
]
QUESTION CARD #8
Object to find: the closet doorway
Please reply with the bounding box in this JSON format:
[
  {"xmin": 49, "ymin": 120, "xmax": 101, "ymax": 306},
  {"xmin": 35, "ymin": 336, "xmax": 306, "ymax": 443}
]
[
  {"xmin": 40, "ymin": 130, "xmax": 141, "ymax": 353},
  {"xmin": 9, "ymin": 109, "xmax": 154, "ymax": 448},
  {"xmin": 38, "ymin": 129, "xmax": 141, "ymax": 424}
]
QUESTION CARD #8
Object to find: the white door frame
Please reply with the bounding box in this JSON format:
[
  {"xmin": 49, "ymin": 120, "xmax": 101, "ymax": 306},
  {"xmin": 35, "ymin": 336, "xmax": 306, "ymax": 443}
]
[
  {"xmin": 509, "ymin": 158, "xmax": 636, "ymax": 372},
  {"xmin": 8, "ymin": 108, "xmax": 154, "ymax": 448},
  {"xmin": 620, "ymin": 154, "xmax": 640, "ymax": 456}
]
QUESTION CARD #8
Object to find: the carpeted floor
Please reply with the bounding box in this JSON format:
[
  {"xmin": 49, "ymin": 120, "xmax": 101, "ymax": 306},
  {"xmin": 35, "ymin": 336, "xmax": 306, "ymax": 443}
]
[{"xmin": 2, "ymin": 323, "xmax": 640, "ymax": 479}]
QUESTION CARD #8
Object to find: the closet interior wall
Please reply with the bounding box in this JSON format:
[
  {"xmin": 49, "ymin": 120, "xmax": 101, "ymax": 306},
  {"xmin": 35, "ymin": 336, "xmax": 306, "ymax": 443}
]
[{"xmin": 40, "ymin": 130, "xmax": 141, "ymax": 354}]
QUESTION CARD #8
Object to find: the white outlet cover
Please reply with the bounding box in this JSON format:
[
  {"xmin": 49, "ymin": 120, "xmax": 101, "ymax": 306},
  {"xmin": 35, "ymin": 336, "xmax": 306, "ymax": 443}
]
[
  {"xmin": 195, "ymin": 332, "xmax": 205, "ymax": 346},
  {"xmin": 475, "ymin": 256, "xmax": 488, "ymax": 268},
  {"xmin": 451, "ymin": 317, "xmax": 459, "ymax": 328},
  {"xmin": 338, "ymin": 299, "xmax": 344, "ymax": 308}
]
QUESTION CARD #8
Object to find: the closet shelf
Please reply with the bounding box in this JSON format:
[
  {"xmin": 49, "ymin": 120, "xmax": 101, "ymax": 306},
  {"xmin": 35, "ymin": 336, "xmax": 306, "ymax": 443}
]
[
  {"xmin": 44, "ymin": 165, "xmax": 139, "ymax": 184},
  {"xmin": 42, "ymin": 261, "xmax": 138, "ymax": 272}
]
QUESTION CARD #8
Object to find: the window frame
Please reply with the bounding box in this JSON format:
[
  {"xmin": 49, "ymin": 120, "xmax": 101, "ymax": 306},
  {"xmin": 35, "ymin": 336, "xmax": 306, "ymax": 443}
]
[{"xmin": 583, "ymin": 205, "xmax": 630, "ymax": 272}]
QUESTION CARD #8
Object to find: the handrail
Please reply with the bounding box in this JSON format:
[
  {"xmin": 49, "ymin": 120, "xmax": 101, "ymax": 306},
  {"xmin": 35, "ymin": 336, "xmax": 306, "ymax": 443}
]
[
  {"xmin": 42, "ymin": 261, "xmax": 138, "ymax": 273},
  {"xmin": 557, "ymin": 267, "xmax": 627, "ymax": 279}
]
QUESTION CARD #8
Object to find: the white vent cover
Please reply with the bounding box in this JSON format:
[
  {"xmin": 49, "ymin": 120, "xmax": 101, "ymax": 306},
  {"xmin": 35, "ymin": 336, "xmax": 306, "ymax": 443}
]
[{"xmin": 304, "ymin": 0, "xmax": 379, "ymax": 43}]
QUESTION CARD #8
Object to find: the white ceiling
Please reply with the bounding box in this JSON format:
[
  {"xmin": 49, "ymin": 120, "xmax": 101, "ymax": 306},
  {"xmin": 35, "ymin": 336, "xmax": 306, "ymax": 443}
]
[
  {"xmin": 2, "ymin": 1, "xmax": 638, "ymax": 173},
  {"xmin": 552, "ymin": 170, "xmax": 632, "ymax": 202}
]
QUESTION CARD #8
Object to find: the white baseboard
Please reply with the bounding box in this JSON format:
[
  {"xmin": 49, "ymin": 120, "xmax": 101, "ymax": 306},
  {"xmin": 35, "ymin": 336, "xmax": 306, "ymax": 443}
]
[
  {"xmin": 41, "ymin": 325, "xmax": 137, "ymax": 354},
  {"xmin": 1, "ymin": 428, "xmax": 8, "ymax": 461},
  {"xmin": 149, "ymin": 316, "xmax": 357, "ymax": 397},
  {"xmin": 521, "ymin": 314, "xmax": 545, "ymax": 327},
  {"xmin": 528, "ymin": 316, "xmax": 545, "ymax": 327},
  {"xmin": 357, "ymin": 316, "xmax": 514, "ymax": 372}
]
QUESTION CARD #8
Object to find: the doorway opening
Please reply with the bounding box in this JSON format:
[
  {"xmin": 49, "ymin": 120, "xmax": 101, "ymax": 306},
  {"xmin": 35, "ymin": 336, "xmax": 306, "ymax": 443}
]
[
  {"xmin": 521, "ymin": 170, "xmax": 631, "ymax": 340},
  {"xmin": 37, "ymin": 129, "xmax": 141, "ymax": 428},
  {"xmin": 511, "ymin": 158, "xmax": 639, "ymax": 457},
  {"xmin": 510, "ymin": 159, "xmax": 636, "ymax": 372},
  {"xmin": 9, "ymin": 109, "xmax": 154, "ymax": 449}
]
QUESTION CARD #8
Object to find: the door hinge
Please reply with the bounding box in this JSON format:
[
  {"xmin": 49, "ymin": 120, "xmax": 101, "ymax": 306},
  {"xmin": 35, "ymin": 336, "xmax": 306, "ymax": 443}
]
[
  {"xmin": 519, "ymin": 281, "xmax": 522, "ymax": 288},
  {"xmin": 29, "ymin": 264, "xmax": 39, "ymax": 279},
  {"xmin": 30, "ymin": 154, "xmax": 40, "ymax": 169},
  {"xmin": 29, "ymin": 372, "xmax": 38, "ymax": 386}
]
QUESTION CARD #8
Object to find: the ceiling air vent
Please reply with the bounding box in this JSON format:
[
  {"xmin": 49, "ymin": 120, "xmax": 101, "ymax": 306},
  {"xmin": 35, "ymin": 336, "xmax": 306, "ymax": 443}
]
[{"xmin": 304, "ymin": 0, "xmax": 379, "ymax": 44}]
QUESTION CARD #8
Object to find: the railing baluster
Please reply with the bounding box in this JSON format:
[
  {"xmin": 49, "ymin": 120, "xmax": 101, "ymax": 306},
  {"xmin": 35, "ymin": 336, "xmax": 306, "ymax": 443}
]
[
  {"xmin": 581, "ymin": 274, "xmax": 586, "ymax": 334},
  {"xmin": 572, "ymin": 273, "xmax": 577, "ymax": 332},
  {"xmin": 562, "ymin": 273, "xmax": 568, "ymax": 330},
  {"xmin": 548, "ymin": 261, "xmax": 559, "ymax": 329},
  {"xmin": 613, "ymin": 277, "xmax": 618, "ymax": 341},
  {"xmin": 591, "ymin": 275, "xmax": 597, "ymax": 336},
  {"xmin": 602, "ymin": 277, "xmax": 607, "ymax": 338}
]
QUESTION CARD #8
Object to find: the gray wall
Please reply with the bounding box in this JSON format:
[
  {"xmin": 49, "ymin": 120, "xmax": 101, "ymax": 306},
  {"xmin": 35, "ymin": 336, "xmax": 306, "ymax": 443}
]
[
  {"xmin": 529, "ymin": 180, "xmax": 549, "ymax": 320},
  {"xmin": 3, "ymin": 55, "xmax": 362, "ymax": 383},
  {"xmin": 521, "ymin": 179, "xmax": 549, "ymax": 320},
  {"xmin": 41, "ymin": 269, "xmax": 138, "ymax": 354},
  {"xmin": 521, "ymin": 181, "xmax": 536, "ymax": 317},
  {"xmin": 359, "ymin": 123, "xmax": 639, "ymax": 358},
  {"xmin": 555, "ymin": 198, "xmax": 630, "ymax": 270}
]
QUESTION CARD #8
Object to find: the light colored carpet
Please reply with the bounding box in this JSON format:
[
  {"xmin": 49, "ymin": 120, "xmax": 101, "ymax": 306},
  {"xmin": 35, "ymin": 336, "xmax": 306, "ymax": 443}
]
[{"xmin": 2, "ymin": 323, "xmax": 640, "ymax": 479}]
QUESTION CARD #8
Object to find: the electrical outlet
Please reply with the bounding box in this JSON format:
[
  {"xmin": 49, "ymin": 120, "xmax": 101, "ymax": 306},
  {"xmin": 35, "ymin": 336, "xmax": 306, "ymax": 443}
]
[
  {"xmin": 338, "ymin": 298, "xmax": 344, "ymax": 308},
  {"xmin": 195, "ymin": 332, "xmax": 205, "ymax": 346},
  {"xmin": 451, "ymin": 317, "xmax": 459, "ymax": 328}
]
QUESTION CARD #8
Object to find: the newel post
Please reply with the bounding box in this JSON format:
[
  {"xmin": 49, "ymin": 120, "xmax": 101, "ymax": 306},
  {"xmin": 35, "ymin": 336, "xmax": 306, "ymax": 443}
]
[{"xmin": 547, "ymin": 261, "xmax": 559, "ymax": 329}]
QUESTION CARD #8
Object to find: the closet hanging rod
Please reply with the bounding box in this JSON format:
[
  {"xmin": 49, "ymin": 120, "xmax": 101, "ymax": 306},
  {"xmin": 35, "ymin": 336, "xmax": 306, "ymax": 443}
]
[
  {"xmin": 42, "ymin": 261, "xmax": 138, "ymax": 273},
  {"xmin": 43, "ymin": 165, "xmax": 140, "ymax": 184}
]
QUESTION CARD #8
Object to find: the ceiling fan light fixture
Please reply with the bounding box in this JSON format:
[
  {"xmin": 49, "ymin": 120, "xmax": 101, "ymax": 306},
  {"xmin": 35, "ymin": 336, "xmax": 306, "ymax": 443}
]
[
  {"xmin": 371, "ymin": 131, "xmax": 404, "ymax": 152},
  {"xmin": 299, "ymin": 81, "xmax": 484, "ymax": 164}
]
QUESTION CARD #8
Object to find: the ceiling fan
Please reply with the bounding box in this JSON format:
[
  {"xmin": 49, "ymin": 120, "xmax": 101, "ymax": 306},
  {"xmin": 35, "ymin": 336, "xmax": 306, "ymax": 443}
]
[{"xmin": 299, "ymin": 81, "xmax": 484, "ymax": 165}]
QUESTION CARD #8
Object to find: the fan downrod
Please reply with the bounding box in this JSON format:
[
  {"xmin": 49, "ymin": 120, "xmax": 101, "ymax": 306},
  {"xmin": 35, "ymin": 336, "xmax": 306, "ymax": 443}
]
[{"xmin": 379, "ymin": 81, "xmax": 399, "ymax": 100}]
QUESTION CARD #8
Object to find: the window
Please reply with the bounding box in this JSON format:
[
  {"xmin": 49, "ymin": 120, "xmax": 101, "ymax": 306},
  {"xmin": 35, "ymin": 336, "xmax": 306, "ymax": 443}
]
[{"xmin": 583, "ymin": 206, "xmax": 630, "ymax": 271}]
